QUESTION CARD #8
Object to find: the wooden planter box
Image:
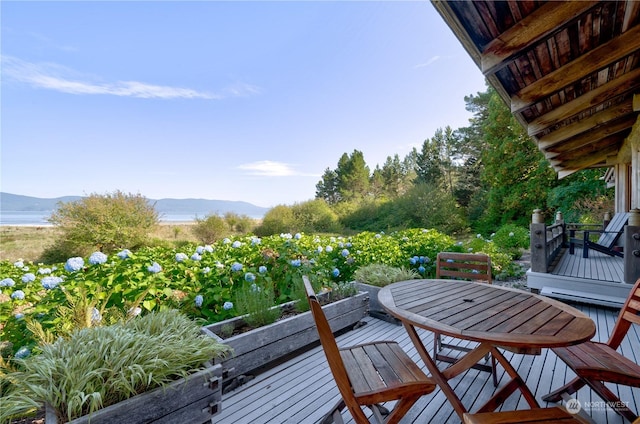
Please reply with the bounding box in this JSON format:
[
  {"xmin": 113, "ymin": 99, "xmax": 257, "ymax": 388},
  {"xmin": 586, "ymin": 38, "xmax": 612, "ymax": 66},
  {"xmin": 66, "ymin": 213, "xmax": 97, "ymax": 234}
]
[
  {"xmin": 201, "ymin": 291, "xmax": 369, "ymax": 386},
  {"xmin": 354, "ymin": 282, "xmax": 400, "ymax": 324},
  {"xmin": 45, "ymin": 364, "xmax": 223, "ymax": 424}
]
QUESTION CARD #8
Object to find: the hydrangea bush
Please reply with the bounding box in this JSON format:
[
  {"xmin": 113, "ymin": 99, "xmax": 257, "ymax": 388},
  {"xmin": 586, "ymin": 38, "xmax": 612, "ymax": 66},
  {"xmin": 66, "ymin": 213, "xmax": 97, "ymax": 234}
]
[{"xmin": 0, "ymin": 227, "xmax": 524, "ymax": 358}]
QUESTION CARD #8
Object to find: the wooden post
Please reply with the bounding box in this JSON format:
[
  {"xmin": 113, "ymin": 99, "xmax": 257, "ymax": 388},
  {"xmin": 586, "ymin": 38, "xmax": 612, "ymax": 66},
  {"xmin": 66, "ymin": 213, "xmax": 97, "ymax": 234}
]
[
  {"xmin": 625, "ymin": 209, "xmax": 640, "ymax": 284},
  {"xmin": 530, "ymin": 209, "xmax": 548, "ymax": 273}
]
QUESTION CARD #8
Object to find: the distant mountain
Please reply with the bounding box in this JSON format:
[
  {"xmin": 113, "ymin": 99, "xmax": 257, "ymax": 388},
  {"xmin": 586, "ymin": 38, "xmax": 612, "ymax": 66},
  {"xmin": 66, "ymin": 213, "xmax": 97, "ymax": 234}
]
[{"xmin": 0, "ymin": 192, "xmax": 269, "ymax": 218}]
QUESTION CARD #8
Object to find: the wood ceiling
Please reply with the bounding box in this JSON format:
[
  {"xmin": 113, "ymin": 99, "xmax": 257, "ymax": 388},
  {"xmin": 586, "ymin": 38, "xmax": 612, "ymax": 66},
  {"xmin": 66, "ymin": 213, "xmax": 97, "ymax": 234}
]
[{"xmin": 431, "ymin": 0, "xmax": 640, "ymax": 178}]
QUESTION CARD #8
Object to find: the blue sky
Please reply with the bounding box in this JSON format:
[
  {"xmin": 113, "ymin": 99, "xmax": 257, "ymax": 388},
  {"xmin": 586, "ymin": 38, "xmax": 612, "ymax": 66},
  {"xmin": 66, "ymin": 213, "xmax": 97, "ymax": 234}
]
[{"xmin": 1, "ymin": 1, "xmax": 487, "ymax": 208}]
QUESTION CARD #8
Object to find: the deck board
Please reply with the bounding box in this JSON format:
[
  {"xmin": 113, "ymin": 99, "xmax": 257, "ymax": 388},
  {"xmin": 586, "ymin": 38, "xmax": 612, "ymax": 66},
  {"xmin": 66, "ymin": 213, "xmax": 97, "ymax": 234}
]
[
  {"xmin": 217, "ymin": 303, "xmax": 639, "ymax": 423},
  {"xmin": 551, "ymin": 249, "xmax": 624, "ymax": 282}
]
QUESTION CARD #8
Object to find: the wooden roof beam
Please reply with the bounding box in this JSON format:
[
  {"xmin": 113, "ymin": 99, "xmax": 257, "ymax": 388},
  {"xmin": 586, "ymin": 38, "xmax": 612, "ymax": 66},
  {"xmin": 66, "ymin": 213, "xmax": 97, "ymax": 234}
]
[
  {"xmin": 544, "ymin": 134, "xmax": 622, "ymax": 161},
  {"xmin": 547, "ymin": 144, "xmax": 619, "ymax": 169},
  {"xmin": 481, "ymin": 1, "xmax": 600, "ymax": 76},
  {"xmin": 527, "ymin": 67, "xmax": 640, "ymax": 136},
  {"xmin": 510, "ymin": 25, "xmax": 640, "ymax": 113},
  {"xmin": 536, "ymin": 100, "xmax": 635, "ymax": 148}
]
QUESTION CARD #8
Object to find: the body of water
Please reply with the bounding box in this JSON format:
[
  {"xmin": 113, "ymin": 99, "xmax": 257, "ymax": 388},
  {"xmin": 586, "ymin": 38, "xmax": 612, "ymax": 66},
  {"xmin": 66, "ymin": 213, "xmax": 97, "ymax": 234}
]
[{"xmin": 0, "ymin": 211, "xmax": 200, "ymax": 226}]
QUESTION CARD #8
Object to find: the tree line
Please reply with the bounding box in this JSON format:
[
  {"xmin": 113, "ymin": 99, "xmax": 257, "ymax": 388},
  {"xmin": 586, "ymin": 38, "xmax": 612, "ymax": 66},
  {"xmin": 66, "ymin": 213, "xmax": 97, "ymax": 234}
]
[{"xmin": 309, "ymin": 85, "xmax": 612, "ymax": 235}]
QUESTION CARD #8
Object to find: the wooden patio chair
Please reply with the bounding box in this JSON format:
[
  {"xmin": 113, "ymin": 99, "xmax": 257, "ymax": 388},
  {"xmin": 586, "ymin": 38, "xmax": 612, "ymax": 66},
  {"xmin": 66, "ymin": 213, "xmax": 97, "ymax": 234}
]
[
  {"xmin": 542, "ymin": 277, "xmax": 640, "ymax": 422},
  {"xmin": 303, "ymin": 275, "xmax": 435, "ymax": 424},
  {"xmin": 462, "ymin": 406, "xmax": 594, "ymax": 424},
  {"xmin": 569, "ymin": 212, "xmax": 629, "ymax": 258},
  {"xmin": 434, "ymin": 252, "xmax": 498, "ymax": 386}
]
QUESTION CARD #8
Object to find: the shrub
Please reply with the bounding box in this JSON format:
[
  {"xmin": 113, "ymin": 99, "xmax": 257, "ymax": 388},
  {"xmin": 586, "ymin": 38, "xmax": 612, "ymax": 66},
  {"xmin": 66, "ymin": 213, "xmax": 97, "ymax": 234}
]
[
  {"xmin": 254, "ymin": 205, "xmax": 295, "ymax": 236},
  {"xmin": 353, "ymin": 264, "xmax": 418, "ymax": 287},
  {"xmin": 491, "ymin": 224, "xmax": 529, "ymax": 259},
  {"xmin": 234, "ymin": 281, "xmax": 280, "ymax": 328},
  {"xmin": 291, "ymin": 199, "xmax": 340, "ymax": 233},
  {"xmin": 192, "ymin": 214, "xmax": 228, "ymax": 244},
  {"xmin": 47, "ymin": 191, "xmax": 158, "ymax": 256},
  {"xmin": 223, "ymin": 212, "xmax": 255, "ymax": 234}
]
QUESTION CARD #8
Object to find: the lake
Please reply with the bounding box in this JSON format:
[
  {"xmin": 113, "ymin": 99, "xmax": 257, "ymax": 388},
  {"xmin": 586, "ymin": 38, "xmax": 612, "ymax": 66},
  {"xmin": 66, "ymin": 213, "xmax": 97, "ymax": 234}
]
[{"xmin": 0, "ymin": 211, "xmax": 201, "ymax": 226}]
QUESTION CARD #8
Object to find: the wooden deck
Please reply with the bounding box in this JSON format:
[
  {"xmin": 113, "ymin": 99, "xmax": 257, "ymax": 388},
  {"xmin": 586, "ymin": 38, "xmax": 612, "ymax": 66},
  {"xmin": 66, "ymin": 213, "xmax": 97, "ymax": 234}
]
[
  {"xmin": 552, "ymin": 249, "xmax": 624, "ymax": 283},
  {"xmin": 216, "ymin": 302, "xmax": 640, "ymax": 424},
  {"xmin": 527, "ymin": 249, "xmax": 631, "ymax": 307}
]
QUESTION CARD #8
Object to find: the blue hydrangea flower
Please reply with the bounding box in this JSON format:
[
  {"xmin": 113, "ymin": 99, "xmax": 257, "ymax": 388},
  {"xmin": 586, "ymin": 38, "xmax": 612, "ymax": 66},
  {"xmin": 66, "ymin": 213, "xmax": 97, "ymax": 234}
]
[
  {"xmin": 204, "ymin": 245, "xmax": 214, "ymax": 252},
  {"xmin": 14, "ymin": 260, "xmax": 24, "ymax": 268},
  {"xmin": 191, "ymin": 253, "xmax": 202, "ymax": 261},
  {"xmin": 231, "ymin": 262, "xmax": 243, "ymax": 272},
  {"xmin": 202, "ymin": 267, "xmax": 211, "ymax": 274},
  {"xmin": 38, "ymin": 267, "xmax": 52, "ymax": 274},
  {"xmin": 15, "ymin": 313, "xmax": 24, "ymax": 320},
  {"xmin": 477, "ymin": 233, "xmax": 482, "ymax": 238},
  {"xmin": 15, "ymin": 346, "xmax": 30, "ymax": 359},
  {"xmin": 1, "ymin": 278, "xmax": 16, "ymax": 287},
  {"xmin": 290, "ymin": 259, "xmax": 301, "ymax": 267},
  {"xmin": 41, "ymin": 276, "xmax": 62, "ymax": 290},
  {"xmin": 409, "ymin": 257, "xmax": 417, "ymax": 265},
  {"xmin": 467, "ymin": 248, "xmax": 474, "ymax": 252},
  {"xmin": 21, "ymin": 273, "xmax": 36, "ymax": 283},
  {"xmin": 258, "ymin": 265, "xmax": 267, "ymax": 274},
  {"xmin": 64, "ymin": 257, "xmax": 84, "ymax": 272},
  {"xmin": 196, "ymin": 246, "xmax": 205, "ymax": 254},
  {"xmin": 245, "ymin": 272, "xmax": 256, "ymax": 283},
  {"xmin": 338, "ymin": 242, "xmax": 344, "ymax": 248},
  {"xmin": 341, "ymin": 249, "xmax": 349, "ymax": 257},
  {"xmin": 195, "ymin": 295, "xmax": 203, "ymax": 308},
  {"xmin": 418, "ymin": 265, "xmax": 426, "ymax": 274},
  {"xmin": 325, "ymin": 246, "xmax": 333, "ymax": 253},
  {"xmin": 11, "ymin": 290, "xmax": 25, "ymax": 300},
  {"xmin": 281, "ymin": 233, "xmax": 292, "ymax": 239},
  {"xmin": 215, "ymin": 261, "xmax": 224, "ymax": 269},
  {"xmin": 42, "ymin": 276, "xmax": 63, "ymax": 289},
  {"xmin": 223, "ymin": 301, "xmax": 233, "ymax": 310},
  {"xmin": 175, "ymin": 253, "xmax": 188, "ymax": 262},
  {"xmin": 446, "ymin": 259, "xmax": 454, "ymax": 263},
  {"xmin": 294, "ymin": 233, "xmax": 302, "ymax": 240},
  {"xmin": 345, "ymin": 242, "xmax": 352, "ymax": 248},
  {"xmin": 89, "ymin": 252, "xmax": 108, "ymax": 265},
  {"xmin": 316, "ymin": 246, "xmax": 323, "ymax": 254},
  {"xmin": 232, "ymin": 241, "xmax": 242, "ymax": 248},
  {"xmin": 223, "ymin": 238, "xmax": 231, "ymax": 244},
  {"xmin": 332, "ymin": 268, "xmax": 340, "ymax": 278},
  {"xmin": 117, "ymin": 249, "xmax": 132, "ymax": 259},
  {"xmin": 148, "ymin": 262, "xmax": 162, "ymax": 273},
  {"xmin": 250, "ymin": 283, "xmax": 261, "ymax": 292},
  {"xmin": 375, "ymin": 234, "xmax": 382, "ymax": 239},
  {"xmin": 509, "ymin": 232, "xmax": 515, "ymax": 237},
  {"xmin": 251, "ymin": 237, "xmax": 261, "ymax": 246}
]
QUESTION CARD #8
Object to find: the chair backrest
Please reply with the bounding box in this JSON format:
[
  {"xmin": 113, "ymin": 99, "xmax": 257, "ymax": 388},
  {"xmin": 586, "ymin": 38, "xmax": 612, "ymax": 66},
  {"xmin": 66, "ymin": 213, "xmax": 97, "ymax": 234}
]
[
  {"xmin": 303, "ymin": 276, "xmax": 359, "ymax": 410},
  {"xmin": 597, "ymin": 212, "xmax": 630, "ymax": 248},
  {"xmin": 608, "ymin": 277, "xmax": 640, "ymax": 349},
  {"xmin": 436, "ymin": 252, "xmax": 492, "ymax": 284}
]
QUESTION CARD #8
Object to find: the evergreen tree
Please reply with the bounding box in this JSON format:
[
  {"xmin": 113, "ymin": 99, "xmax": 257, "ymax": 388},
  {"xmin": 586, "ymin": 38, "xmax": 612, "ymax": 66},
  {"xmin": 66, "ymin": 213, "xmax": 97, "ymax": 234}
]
[{"xmin": 336, "ymin": 150, "xmax": 370, "ymax": 202}]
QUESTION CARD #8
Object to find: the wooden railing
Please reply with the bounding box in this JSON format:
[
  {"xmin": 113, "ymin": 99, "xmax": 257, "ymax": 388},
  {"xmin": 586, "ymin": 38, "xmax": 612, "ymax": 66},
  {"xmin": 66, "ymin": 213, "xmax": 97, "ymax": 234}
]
[{"xmin": 530, "ymin": 219, "xmax": 566, "ymax": 273}]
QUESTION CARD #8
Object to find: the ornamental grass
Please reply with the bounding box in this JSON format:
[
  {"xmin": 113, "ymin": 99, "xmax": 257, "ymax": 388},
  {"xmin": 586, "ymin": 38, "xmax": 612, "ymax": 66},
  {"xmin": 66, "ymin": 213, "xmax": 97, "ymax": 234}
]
[
  {"xmin": 2, "ymin": 309, "xmax": 232, "ymax": 423},
  {"xmin": 353, "ymin": 263, "xmax": 419, "ymax": 287}
]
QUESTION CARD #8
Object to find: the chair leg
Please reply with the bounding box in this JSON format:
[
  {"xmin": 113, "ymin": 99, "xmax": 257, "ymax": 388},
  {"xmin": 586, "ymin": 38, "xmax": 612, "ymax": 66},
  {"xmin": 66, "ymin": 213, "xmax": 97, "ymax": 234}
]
[
  {"xmin": 320, "ymin": 399, "xmax": 346, "ymax": 424},
  {"xmin": 585, "ymin": 379, "xmax": 638, "ymax": 422},
  {"xmin": 542, "ymin": 377, "xmax": 586, "ymax": 402},
  {"xmin": 490, "ymin": 354, "xmax": 498, "ymax": 387},
  {"xmin": 383, "ymin": 395, "xmax": 421, "ymax": 424}
]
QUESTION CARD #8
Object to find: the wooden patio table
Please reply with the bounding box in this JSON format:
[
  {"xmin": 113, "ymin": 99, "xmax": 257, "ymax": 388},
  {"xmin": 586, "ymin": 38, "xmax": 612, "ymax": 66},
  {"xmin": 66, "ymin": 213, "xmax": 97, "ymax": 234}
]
[{"xmin": 378, "ymin": 279, "xmax": 596, "ymax": 420}]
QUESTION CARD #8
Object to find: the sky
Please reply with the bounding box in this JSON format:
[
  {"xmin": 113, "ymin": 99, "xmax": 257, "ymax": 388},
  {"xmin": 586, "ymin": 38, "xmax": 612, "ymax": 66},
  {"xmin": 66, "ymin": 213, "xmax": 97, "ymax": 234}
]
[{"xmin": 1, "ymin": 1, "xmax": 487, "ymax": 209}]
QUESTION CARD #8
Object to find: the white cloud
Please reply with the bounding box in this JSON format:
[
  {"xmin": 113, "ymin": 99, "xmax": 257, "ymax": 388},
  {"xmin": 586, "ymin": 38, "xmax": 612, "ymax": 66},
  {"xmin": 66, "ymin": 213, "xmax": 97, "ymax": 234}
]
[
  {"xmin": 237, "ymin": 161, "xmax": 320, "ymax": 178},
  {"xmin": 414, "ymin": 55, "xmax": 443, "ymax": 68},
  {"xmin": 1, "ymin": 55, "xmax": 257, "ymax": 100}
]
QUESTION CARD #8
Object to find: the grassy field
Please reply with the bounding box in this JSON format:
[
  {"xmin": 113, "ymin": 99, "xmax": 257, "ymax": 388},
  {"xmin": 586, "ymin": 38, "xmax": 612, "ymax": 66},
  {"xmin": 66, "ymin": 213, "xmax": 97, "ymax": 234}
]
[{"xmin": 0, "ymin": 223, "xmax": 200, "ymax": 263}]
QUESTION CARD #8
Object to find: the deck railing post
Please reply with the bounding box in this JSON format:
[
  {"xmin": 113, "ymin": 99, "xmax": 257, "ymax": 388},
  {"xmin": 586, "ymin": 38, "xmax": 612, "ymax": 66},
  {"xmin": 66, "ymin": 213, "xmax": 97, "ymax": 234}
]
[
  {"xmin": 624, "ymin": 209, "xmax": 640, "ymax": 284},
  {"xmin": 531, "ymin": 209, "xmax": 548, "ymax": 273}
]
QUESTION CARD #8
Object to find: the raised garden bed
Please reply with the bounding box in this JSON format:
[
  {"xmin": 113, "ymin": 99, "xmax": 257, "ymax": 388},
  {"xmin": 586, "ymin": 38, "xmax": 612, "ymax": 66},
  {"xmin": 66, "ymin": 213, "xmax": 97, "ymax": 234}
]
[{"xmin": 201, "ymin": 291, "xmax": 369, "ymax": 389}]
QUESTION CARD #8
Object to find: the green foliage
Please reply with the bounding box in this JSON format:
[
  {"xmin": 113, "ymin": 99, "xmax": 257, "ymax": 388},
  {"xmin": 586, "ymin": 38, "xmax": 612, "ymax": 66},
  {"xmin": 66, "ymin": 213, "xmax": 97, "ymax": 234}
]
[
  {"xmin": 234, "ymin": 282, "xmax": 280, "ymax": 328},
  {"xmin": 353, "ymin": 264, "xmax": 418, "ymax": 287},
  {"xmin": 192, "ymin": 214, "xmax": 228, "ymax": 244},
  {"xmin": 464, "ymin": 235, "xmax": 523, "ymax": 280},
  {"xmin": 254, "ymin": 205, "xmax": 295, "ymax": 236},
  {"xmin": 1, "ymin": 310, "xmax": 231, "ymax": 423},
  {"xmin": 491, "ymin": 224, "xmax": 529, "ymax": 259},
  {"xmin": 47, "ymin": 191, "xmax": 159, "ymax": 257},
  {"xmin": 546, "ymin": 169, "xmax": 613, "ymax": 223},
  {"xmin": 291, "ymin": 200, "xmax": 340, "ymax": 233}
]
